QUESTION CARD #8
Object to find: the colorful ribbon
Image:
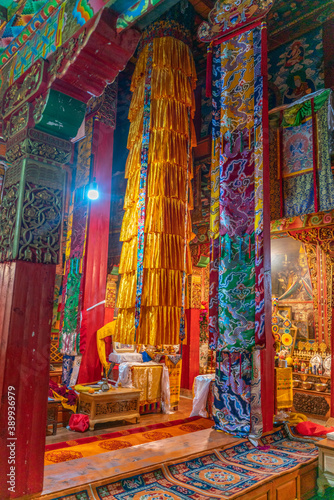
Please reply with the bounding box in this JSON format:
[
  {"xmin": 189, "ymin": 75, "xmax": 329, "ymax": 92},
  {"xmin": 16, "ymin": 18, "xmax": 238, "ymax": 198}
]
[
  {"xmin": 134, "ymin": 42, "xmax": 153, "ymax": 337},
  {"xmin": 179, "ymin": 105, "xmax": 191, "ymax": 341}
]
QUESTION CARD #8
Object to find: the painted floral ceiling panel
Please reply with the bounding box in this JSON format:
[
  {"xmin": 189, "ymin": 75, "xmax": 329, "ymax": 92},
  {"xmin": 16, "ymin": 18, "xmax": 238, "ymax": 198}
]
[{"xmin": 0, "ymin": 0, "xmax": 51, "ymax": 51}]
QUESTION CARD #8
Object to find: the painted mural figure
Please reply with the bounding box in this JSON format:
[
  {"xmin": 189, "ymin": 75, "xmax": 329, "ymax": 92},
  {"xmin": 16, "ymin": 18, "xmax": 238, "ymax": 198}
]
[
  {"xmin": 284, "ymin": 73, "xmax": 314, "ymax": 104},
  {"xmin": 268, "ymin": 27, "xmax": 324, "ymax": 108}
]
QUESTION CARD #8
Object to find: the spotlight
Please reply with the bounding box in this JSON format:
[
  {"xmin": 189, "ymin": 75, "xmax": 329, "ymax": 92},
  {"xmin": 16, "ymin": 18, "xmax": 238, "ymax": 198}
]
[{"xmin": 87, "ymin": 177, "xmax": 99, "ymax": 200}]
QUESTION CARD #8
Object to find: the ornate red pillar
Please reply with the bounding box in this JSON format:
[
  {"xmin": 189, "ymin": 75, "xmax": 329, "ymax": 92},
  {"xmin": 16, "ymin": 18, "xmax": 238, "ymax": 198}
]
[
  {"xmin": 181, "ymin": 309, "xmax": 200, "ymax": 390},
  {"xmin": 0, "ymin": 12, "xmax": 139, "ymax": 498},
  {"xmin": 261, "ymin": 24, "xmax": 275, "ymax": 433},
  {"xmin": 181, "ymin": 274, "xmax": 201, "ymax": 390},
  {"xmin": 78, "ymin": 86, "xmax": 117, "ymax": 383},
  {"xmin": 0, "ymin": 73, "xmax": 82, "ymax": 499}
]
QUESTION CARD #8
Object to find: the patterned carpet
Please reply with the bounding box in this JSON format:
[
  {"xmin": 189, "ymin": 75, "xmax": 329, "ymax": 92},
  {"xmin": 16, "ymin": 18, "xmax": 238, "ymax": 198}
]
[
  {"xmin": 44, "ymin": 417, "xmax": 213, "ymax": 465},
  {"xmin": 40, "ymin": 428, "xmax": 318, "ymax": 500}
]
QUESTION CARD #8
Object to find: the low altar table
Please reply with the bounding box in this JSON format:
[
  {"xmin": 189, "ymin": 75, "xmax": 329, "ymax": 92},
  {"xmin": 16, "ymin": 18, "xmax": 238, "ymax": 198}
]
[
  {"xmin": 47, "ymin": 398, "xmax": 59, "ymax": 435},
  {"xmin": 110, "ymin": 354, "xmax": 182, "ymax": 412},
  {"xmin": 78, "ymin": 387, "xmax": 141, "ymax": 430}
]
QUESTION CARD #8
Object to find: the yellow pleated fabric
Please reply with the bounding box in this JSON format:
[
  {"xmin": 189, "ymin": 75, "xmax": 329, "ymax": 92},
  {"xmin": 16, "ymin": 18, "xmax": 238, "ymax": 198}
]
[
  {"xmin": 115, "ymin": 36, "xmax": 197, "ymax": 346},
  {"xmin": 275, "ymin": 367, "xmax": 293, "ymax": 410},
  {"xmin": 131, "ymin": 365, "xmax": 163, "ymax": 405},
  {"xmin": 165, "ymin": 357, "xmax": 182, "ymax": 407}
]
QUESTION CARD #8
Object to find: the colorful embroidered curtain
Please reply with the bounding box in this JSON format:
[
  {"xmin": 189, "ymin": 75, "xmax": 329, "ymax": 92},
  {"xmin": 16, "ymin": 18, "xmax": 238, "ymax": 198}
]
[
  {"xmin": 114, "ymin": 8, "xmax": 196, "ymax": 346},
  {"xmin": 0, "ymin": 166, "xmax": 4, "ymax": 200},
  {"xmin": 270, "ymin": 89, "xmax": 334, "ymax": 218},
  {"xmin": 59, "ymin": 118, "xmax": 93, "ymax": 356},
  {"xmin": 58, "ymin": 198, "xmax": 88, "ymax": 356},
  {"xmin": 208, "ymin": 23, "xmax": 267, "ymax": 437}
]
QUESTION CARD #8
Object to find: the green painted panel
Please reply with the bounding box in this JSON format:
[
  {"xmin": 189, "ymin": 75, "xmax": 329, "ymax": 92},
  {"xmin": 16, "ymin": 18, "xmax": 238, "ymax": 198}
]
[
  {"xmin": 35, "ymin": 89, "xmax": 86, "ymax": 140},
  {"xmin": 0, "ymin": 1, "xmax": 13, "ymax": 7}
]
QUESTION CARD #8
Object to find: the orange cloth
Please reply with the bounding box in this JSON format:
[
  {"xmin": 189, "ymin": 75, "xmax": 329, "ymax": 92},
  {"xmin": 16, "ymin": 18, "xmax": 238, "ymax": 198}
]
[{"xmin": 44, "ymin": 417, "xmax": 212, "ymax": 465}]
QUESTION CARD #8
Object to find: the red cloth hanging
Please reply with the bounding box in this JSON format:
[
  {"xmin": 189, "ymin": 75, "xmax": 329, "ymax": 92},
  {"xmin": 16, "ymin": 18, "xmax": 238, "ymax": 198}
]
[
  {"xmin": 80, "ymin": 309, "xmax": 88, "ymax": 353},
  {"xmin": 278, "ymin": 112, "xmax": 284, "ymax": 218},
  {"xmin": 49, "ymin": 380, "xmax": 78, "ymax": 406},
  {"xmin": 206, "ymin": 44, "xmax": 213, "ymax": 98},
  {"xmin": 311, "ymin": 98, "xmax": 319, "ymax": 213}
]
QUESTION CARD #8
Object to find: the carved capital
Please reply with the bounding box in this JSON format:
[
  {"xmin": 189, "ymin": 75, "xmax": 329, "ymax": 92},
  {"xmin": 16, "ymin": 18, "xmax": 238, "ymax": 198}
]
[
  {"xmin": 27, "ymin": 129, "xmax": 72, "ymax": 165},
  {"xmin": 198, "ymin": 0, "xmax": 274, "ymax": 42},
  {"xmin": 87, "ymin": 81, "xmax": 118, "ymax": 129},
  {"xmin": 6, "ymin": 127, "xmax": 72, "ymax": 167},
  {"xmin": 48, "ymin": 29, "xmax": 88, "ymax": 82},
  {"xmin": 1, "ymin": 125, "xmax": 70, "ymax": 263},
  {"xmin": 2, "ymin": 60, "xmax": 46, "ymax": 119},
  {"xmin": 33, "ymin": 93, "xmax": 48, "ymax": 124}
]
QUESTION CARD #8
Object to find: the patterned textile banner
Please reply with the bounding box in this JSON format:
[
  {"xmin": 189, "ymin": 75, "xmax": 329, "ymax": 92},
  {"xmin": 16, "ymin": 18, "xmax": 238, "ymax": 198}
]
[
  {"xmin": 213, "ymin": 351, "xmax": 252, "ymax": 437},
  {"xmin": 282, "ymin": 118, "xmax": 313, "ymax": 178},
  {"xmin": 208, "ymin": 238, "xmax": 219, "ymax": 349},
  {"xmin": 165, "ymin": 357, "xmax": 182, "ymax": 407},
  {"xmin": 59, "ymin": 257, "xmax": 83, "ymax": 355},
  {"xmin": 134, "ymin": 41, "xmax": 153, "ymax": 335},
  {"xmin": 208, "ymin": 43, "xmax": 221, "ymax": 349},
  {"xmin": 214, "ymin": 25, "xmax": 265, "ymax": 352},
  {"xmin": 0, "ymin": 166, "xmax": 4, "ymax": 201},
  {"xmin": 209, "ymin": 44, "xmax": 221, "ymax": 240},
  {"xmin": 62, "ymin": 354, "xmax": 74, "ymax": 386},
  {"xmin": 269, "ymin": 89, "xmax": 334, "ymax": 218},
  {"xmin": 250, "ymin": 349, "xmax": 263, "ymax": 438},
  {"xmin": 59, "ymin": 123, "xmax": 91, "ymax": 355},
  {"xmin": 209, "ymin": 22, "xmax": 267, "ymax": 436}
]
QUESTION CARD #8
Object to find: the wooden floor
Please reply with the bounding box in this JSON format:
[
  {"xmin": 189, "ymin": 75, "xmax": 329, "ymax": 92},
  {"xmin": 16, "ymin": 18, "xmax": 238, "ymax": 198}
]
[
  {"xmin": 39, "ymin": 397, "xmax": 319, "ymax": 500},
  {"xmin": 40, "ymin": 397, "xmax": 240, "ymax": 498},
  {"xmin": 46, "ymin": 395, "xmax": 194, "ymax": 445}
]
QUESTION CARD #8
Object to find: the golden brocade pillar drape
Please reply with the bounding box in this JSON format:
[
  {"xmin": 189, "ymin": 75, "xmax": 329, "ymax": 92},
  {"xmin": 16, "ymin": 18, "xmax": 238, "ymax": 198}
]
[{"xmin": 114, "ymin": 19, "xmax": 197, "ymax": 346}]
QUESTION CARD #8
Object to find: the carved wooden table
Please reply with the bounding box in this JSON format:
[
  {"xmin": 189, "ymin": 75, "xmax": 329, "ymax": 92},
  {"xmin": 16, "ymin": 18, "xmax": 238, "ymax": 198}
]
[
  {"xmin": 78, "ymin": 387, "xmax": 141, "ymax": 431},
  {"xmin": 47, "ymin": 399, "xmax": 59, "ymax": 435}
]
